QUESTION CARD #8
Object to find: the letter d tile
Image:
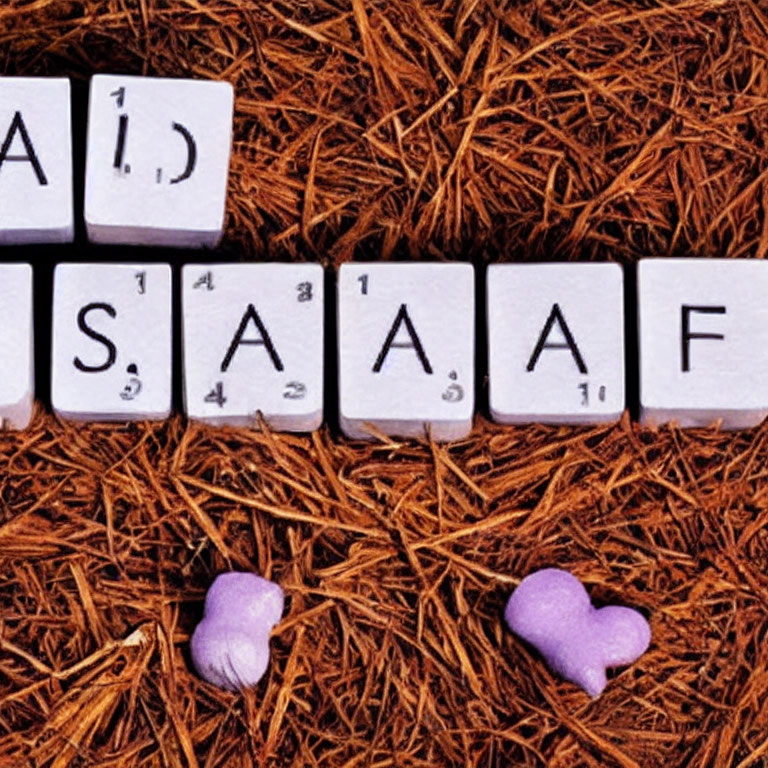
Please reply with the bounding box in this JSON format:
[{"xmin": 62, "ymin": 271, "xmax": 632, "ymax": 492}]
[{"xmin": 84, "ymin": 74, "xmax": 233, "ymax": 247}]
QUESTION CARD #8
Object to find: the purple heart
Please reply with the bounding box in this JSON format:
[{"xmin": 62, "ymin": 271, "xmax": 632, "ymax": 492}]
[
  {"xmin": 190, "ymin": 572, "xmax": 284, "ymax": 691},
  {"xmin": 504, "ymin": 568, "xmax": 651, "ymax": 697}
]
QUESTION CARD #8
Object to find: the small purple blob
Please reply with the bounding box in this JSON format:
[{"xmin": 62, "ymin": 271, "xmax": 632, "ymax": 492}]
[
  {"xmin": 191, "ymin": 572, "xmax": 284, "ymax": 691},
  {"xmin": 504, "ymin": 568, "xmax": 650, "ymax": 697}
]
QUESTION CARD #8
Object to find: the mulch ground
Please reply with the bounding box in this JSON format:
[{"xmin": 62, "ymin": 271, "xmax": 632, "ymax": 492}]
[{"xmin": 3, "ymin": 1, "xmax": 768, "ymax": 766}]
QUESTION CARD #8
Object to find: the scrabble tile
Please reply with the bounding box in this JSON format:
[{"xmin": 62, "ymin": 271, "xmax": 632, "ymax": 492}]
[
  {"xmin": 0, "ymin": 78, "xmax": 73, "ymax": 244},
  {"xmin": 487, "ymin": 263, "xmax": 625, "ymax": 425},
  {"xmin": 0, "ymin": 264, "xmax": 34, "ymax": 429},
  {"xmin": 84, "ymin": 75, "xmax": 234, "ymax": 247},
  {"xmin": 638, "ymin": 258, "xmax": 768, "ymax": 429},
  {"xmin": 51, "ymin": 263, "xmax": 172, "ymax": 421},
  {"xmin": 182, "ymin": 263, "xmax": 324, "ymax": 430},
  {"xmin": 338, "ymin": 263, "xmax": 474, "ymax": 441}
]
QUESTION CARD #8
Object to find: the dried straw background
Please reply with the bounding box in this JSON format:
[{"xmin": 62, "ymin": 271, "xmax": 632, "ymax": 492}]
[{"xmin": 2, "ymin": 1, "xmax": 768, "ymax": 766}]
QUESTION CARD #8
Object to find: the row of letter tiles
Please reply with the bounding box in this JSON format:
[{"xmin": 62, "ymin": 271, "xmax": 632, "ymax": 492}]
[
  {"xmin": 3, "ymin": 259, "xmax": 767, "ymax": 436},
  {"xmin": 1, "ymin": 75, "xmax": 233, "ymax": 247},
  {"xmin": 44, "ymin": 262, "xmax": 476, "ymax": 438}
]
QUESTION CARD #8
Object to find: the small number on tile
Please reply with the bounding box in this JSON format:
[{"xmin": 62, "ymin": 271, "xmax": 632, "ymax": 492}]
[
  {"xmin": 110, "ymin": 87, "xmax": 125, "ymax": 107},
  {"xmin": 120, "ymin": 364, "xmax": 142, "ymax": 401},
  {"xmin": 296, "ymin": 282, "xmax": 313, "ymax": 302},
  {"xmin": 204, "ymin": 382, "xmax": 226, "ymax": 407},
  {"xmin": 193, "ymin": 271, "xmax": 214, "ymax": 291},
  {"xmin": 283, "ymin": 381, "xmax": 306, "ymax": 400}
]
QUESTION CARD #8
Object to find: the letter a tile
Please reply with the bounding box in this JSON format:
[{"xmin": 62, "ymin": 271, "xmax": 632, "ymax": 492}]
[
  {"xmin": 51, "ymin": 264, "xmax": 172, "ymax": 421},
  {"xmin": 338, "ymin": 263, "xmax": 474, "ymax": 441},
  {"xmin": 0, "ymin": 264, "xmax": 34, "ymax": 429},
  {"xmin": 487, "ymin": 263, "xmax": 625, "ymax": 424},
  {"xmin": 182, "ymin": 263, "xmax": 324, "ymax": 431},
  {"xmin": 0, "ymin": 78, "xmax": 73, "ymax": 244},
  {"xmin": 638, "ymin": 258, "xmax": 768, "ymax": 429},
  {"xmin": 85, "ymin": 75, "xmax": 233, "ymax": 247}
]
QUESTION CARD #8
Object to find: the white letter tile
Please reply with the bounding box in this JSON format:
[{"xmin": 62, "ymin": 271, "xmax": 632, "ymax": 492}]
[
  {"xmin": 338, "ymin": 263, "xmax": 474, "ymax": 441},
  {"xmin": 0, "ymin": 264, "xmax": 34, "ymax": 429},
  {"xmin": 182, "ymin": 263, "xmax": 324, "ymax": 431},
  {"xmin": 85, "ymin": 75, "xmax": 233, "ymax": 247},
  {"xmin": 487, "ymin": 263, "xmax": 625, "ymax": 425},
  {"xmin": 638, "ymin": 258, "xmax": 768, "ymax": 429},
  {"xmin": 0, "ymin": 78, "xmax": 73, "ymax": 244},
  {"xmin": 51, "ymin": 263, "xmax": 172, "ymax": 422}
]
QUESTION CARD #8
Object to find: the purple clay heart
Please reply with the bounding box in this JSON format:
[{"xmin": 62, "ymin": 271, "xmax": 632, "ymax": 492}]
[
  {"xmin": 504, "ymin": 568, "xmax": 651, "ymax": 697},
  {"xmin": 191, "ymin": 572, "xmax": 284, "ymax": 691}
]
